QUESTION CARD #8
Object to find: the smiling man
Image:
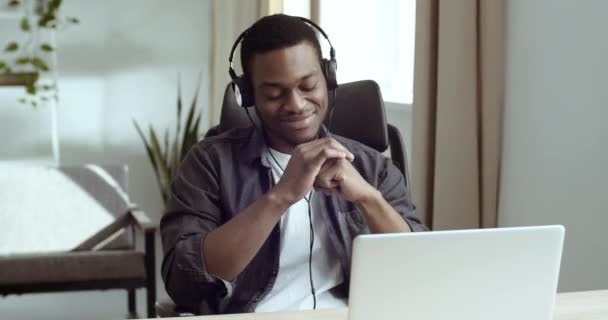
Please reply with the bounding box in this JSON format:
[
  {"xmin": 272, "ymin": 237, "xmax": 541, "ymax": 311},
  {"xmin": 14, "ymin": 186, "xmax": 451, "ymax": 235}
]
[{"xmin": 160, "ymin": 14, "xmax": 427, "ymax": 315}]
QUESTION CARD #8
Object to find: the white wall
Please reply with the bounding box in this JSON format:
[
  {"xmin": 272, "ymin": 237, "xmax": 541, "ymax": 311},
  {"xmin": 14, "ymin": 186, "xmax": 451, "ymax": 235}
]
[
  {"xmin": 57, "ymin": 0, "xmax": 210, "ymax": 222},
  {"xmin": 500, "ymin": 0, "xmax": 608, "ymax": 292},
  {"xmin": 0, "ymin": 0, "xmax": 210, "ymax": 317},
  {"xmin": 2, "ymin": 0, "xmax": 210, "ymax": 221}
]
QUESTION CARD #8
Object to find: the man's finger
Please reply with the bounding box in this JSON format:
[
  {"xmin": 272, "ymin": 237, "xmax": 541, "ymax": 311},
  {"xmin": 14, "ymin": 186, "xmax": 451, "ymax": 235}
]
[
  {"xmin": 314, "ymin": 174, "xmax": 338, "ymax": 189},
  {"xmin": 318, "ymin": 159, "xmax": 347, "ymax": 182},
  {"xmin": 314, "ymin": 185, "xmax": 337, "ymax": 195},
  {"xmin": 318, "ymin": 158, "xmax": 338, "ymax": 175},
  {"xmin": 309, "ymin": 147, "xmax": 351, "ymax": 168},
  {"xmin": 301, "ymin": 138, "xmax": 354, "ymax": 161},
  {"xmin": 296, "ymin": 137, "xmax": 333, "ymax": 154}
]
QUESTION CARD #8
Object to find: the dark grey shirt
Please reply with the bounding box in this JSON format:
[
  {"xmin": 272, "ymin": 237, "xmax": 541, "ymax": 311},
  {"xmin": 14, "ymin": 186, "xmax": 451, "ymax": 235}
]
[{"xmin": 160, "ymin": 125, "xmax": 427, "ymax": 315}]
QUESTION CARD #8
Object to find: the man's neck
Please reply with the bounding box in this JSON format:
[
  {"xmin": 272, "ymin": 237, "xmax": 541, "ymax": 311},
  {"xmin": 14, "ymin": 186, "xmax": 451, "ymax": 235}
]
[
  {"xmin": 265, "ymin": 136, "xmax": 294, "ymax": 154},
  {"xmin": 263, "ymin": 133, "xmax": 319, "ymax": 155}
]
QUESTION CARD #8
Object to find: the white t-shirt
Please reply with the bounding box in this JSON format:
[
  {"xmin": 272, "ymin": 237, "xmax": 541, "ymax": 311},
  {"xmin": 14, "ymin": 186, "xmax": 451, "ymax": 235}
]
[{"xmin": 254, "ymin": 147, "xmax": 347, "ymax": 312}]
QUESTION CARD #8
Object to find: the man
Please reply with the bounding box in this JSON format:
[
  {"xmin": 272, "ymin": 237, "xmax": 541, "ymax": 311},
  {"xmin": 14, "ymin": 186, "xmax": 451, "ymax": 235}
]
[{"xmin": 161, "ymin": 14, "xmax": 427, "ymax": 315}]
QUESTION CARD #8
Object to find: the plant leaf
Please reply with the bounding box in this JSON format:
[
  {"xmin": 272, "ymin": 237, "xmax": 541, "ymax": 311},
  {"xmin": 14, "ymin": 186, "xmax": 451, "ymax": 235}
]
[
  {"xmin": 189, "ymin": 114, "xmax": 202, "ymax": 148},
  {"xmin": 67, "ymin": 17, "xmax": 79, "ymax": 24},
  {"xmin": 50, "ymin": 0, "xmax": 62, "ymax": 10},
  {"xmin": 9, "ymin": 0, "xmax": 20, "ymax": 7},
  {"xmin": 149, "ymin": 126, "xmax": 171, "ymax": 205},
  {"xmin": 180, "ymin": 72, "xmax": 202, "ymax": 159},
  {"xmin": 163, "ymin": 128, "xmax": 169, "ymax": 166},
  {"xmin": 40, "ymin": 43, "xmax": 54, "ymax": 52},
  {"xmin": 176, "ymin": 75, "xmax": 183, "ymax": 140},
  {"xmin": 4, "ymin": 42, "xmax": 18, "ymax": 52},
  {"xmin": 180, "ymin": 102, "xmax": 196, "ymax": 160},
  {"xmin": 20, "ymin": 17, "xmax": 30, "ymax": 31},
  {"xmin": 15, "ymin": 57, "xmax": 30, "ymax": 65},
  {"xmin": 172, "ymin": 75, "xmax": 183, "ymax": 171},
  {"xmin": 38, "ymin": 16, "xmax": 50, "ymax": 27},
  {"xmin": 26, "ymin": 84, "xmax": 36, "ymax": 95},
  {"xmin": 16, "ymin": 73, "xmax": 37, "ymax": 86},
  {"xmin": 181, "ymin": 113, "xmax": 201, "ymax": 162},
  {"xmin": 134, "ymin": 121, "xmax": 166, "ymax": 204},
  {"xmin": 164, "ymin": 128, "xmax": 173, "ymax": 182},
  {"xmin": 31, "ymin": 57, "xmax": 49, "ymax": 71}
]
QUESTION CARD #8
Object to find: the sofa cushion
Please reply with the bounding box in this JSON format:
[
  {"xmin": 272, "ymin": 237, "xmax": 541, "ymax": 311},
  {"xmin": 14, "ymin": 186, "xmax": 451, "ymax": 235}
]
[{"xmin": 0, "ymin": 251, "xmax": 145, "ymax": 285}]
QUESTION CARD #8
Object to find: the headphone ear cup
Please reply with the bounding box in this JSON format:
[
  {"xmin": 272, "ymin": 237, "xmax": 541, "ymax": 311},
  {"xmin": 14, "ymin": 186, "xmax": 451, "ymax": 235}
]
[
  {"xmin": 322, "ymin": 58, "xmax": 338, "ymax": 90},
  {"xmin": 232, "ymin": 76, "xmax": 255, "ymax": 108}
]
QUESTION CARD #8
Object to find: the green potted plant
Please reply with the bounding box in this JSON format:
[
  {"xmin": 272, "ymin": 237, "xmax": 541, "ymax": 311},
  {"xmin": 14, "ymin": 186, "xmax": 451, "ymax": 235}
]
[
  {"xmin": 0, "ymin": 0, "xmax": 79, "ymax": 107},
  {"xmin": 133, "ymin": 74, "xmax": 204, "ymax": 207}
]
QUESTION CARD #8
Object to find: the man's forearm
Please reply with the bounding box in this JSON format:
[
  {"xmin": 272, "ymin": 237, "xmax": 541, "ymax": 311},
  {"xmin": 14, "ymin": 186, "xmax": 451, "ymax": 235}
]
[
  {"xmin": 355, "ymin": 189, "xmax": 411, "ymax": 234},
  {"xmin": 203, "ymin": 190, "xmax": 290, "ymax": 281}
]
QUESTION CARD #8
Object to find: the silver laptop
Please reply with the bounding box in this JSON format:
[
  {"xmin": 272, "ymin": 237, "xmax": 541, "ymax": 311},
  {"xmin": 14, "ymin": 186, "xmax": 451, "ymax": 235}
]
[{"xmin": 348, "ymin": 225, "xmax": 565, "ymax": 320}]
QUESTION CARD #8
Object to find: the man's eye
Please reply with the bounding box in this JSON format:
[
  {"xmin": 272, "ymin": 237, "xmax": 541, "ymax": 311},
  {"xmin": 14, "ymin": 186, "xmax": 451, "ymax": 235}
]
[
  {"xmin": 265, "ymin": 95, "xmax": 281, "ymax": 101},
  {"xmin": 301, "ymin": 82, "xmax": 318, "ymax": 91},
  {"xmin": 263, "ymin": 90, "xmax": 282, "ymax": 100},
  {"xmin": 264, "ymin": 92, "xmax": 282, "ymax": 100}
]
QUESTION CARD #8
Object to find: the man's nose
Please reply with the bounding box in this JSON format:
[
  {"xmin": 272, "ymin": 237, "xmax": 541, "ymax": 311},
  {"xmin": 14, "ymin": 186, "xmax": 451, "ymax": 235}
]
[{"xmin": 283, "ymin": 89, "xmax": 306, "ymax": 112}]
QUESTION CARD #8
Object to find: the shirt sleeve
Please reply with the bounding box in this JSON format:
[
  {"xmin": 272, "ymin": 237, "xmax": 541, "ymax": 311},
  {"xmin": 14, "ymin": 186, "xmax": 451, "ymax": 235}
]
[
  {"xmin": 160, "ymin": 144, "xmax": 234, "ymax": 313},
  {"xmin": 378, "ymin": 156, "xmax": 429, "ymax": 232}
]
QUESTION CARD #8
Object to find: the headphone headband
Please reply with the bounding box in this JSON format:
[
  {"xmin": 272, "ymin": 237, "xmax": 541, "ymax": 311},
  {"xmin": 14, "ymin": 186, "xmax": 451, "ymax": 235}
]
[{"xmin": 228, "ymin": 16, "xmax": 336, "ymax": 74}]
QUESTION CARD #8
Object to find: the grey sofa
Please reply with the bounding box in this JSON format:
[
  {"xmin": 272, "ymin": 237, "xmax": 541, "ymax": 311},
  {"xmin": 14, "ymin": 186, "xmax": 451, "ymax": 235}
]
[{"xmin": 0, "ymin": 165, "xmax": 156, "ymax": 318}]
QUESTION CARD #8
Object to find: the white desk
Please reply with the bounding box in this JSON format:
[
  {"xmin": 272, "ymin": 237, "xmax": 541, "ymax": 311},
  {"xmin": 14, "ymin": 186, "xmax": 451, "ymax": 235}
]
[{"xmin": 163, "ymin": 290, "xmax": 608, "ymax": 320}]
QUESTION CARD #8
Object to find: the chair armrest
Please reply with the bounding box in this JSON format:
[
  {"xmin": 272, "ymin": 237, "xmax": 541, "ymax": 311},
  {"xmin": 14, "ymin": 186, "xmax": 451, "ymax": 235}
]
[
  {"xmin": 73, "ymin": 213, "xmax": 132, "ymax": 251},
  {"xmin": 128, "ymin": 208, "xmax": 155, "ymax": 233}
]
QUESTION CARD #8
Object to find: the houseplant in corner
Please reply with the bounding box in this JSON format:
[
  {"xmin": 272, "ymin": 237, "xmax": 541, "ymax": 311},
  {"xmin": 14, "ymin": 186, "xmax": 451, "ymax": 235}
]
[{"xmin": 133, "ymin": 74, "xmax": 204, "ymax": 207}]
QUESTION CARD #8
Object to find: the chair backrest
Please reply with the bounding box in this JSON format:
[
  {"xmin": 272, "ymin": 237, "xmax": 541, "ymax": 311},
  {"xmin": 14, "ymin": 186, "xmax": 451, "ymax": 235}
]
[{"xmin": 213, "ymin": 80, "xmax": 410, "ymax": 191}]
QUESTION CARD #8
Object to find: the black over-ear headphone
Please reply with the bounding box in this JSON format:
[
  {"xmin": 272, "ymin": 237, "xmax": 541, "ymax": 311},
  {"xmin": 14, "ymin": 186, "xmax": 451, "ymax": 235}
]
[{"xmin": 228, "ymin": 16, "xmax": 338, "ymax": 108}]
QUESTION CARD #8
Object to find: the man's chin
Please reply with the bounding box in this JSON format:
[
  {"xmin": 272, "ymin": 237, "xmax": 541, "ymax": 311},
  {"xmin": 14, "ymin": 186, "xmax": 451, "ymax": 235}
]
[{"xmin": 285, "ymin": 127, "xmax": 321, "ymax": 146}]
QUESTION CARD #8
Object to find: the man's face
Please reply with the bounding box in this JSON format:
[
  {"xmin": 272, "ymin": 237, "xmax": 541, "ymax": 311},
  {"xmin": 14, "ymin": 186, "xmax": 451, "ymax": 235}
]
[{"xmin": 250, "ymin": 41, "xmax": 328, "ymax": 153}]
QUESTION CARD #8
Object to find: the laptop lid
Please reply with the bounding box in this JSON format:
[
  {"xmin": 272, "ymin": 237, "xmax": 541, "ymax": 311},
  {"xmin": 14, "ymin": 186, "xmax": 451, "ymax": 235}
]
[{"xmin": 348, "ymin": 225, "xmax": 565, "ymax": 320}]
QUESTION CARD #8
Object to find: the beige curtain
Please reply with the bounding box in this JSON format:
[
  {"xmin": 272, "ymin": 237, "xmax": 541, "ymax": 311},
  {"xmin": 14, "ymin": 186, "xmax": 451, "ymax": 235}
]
[
  {"xmin": 412, "ymin": 0, "xmax": 504, "ymax": 230},
  {"xmin": 208, "ymin": 0, "xmax": 283, "ymax": 128}
]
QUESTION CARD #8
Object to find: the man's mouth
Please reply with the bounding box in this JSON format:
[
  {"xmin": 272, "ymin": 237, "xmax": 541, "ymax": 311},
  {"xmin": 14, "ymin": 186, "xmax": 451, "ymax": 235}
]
[{"xmin": 281, "ymin": 112, "xmax": 315, "ymax": 130}]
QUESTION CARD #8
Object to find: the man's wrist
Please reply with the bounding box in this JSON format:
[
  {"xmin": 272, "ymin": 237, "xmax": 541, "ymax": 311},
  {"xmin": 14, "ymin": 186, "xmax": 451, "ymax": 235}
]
[
  {"xmin": 265, "ymin": 188, "xmax": 294, "ymax": 213},
  {"xmin": 354, "ymin": 187, "xmax": 383, "ymax": 207}
]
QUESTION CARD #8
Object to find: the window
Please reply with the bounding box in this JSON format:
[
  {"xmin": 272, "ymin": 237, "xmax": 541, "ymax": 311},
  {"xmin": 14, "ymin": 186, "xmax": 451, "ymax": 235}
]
[{"xmin": 284, "ymin": 0, "xmax": 416, "ymax": 105}]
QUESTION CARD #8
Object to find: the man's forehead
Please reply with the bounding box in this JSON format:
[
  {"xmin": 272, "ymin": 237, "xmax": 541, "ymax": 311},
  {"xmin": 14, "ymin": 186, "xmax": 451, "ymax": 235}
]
[
  {"xmin": 259, "ymin": 72, "xmax": 319, "ymax": 88},
  {"xmin": 250, "ymin": 43, "xmax": 322, "ymax": 85}
]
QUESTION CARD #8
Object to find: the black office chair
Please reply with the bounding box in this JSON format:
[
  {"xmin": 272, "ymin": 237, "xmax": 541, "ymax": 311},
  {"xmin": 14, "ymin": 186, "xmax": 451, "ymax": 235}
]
[{"xmin": 156, "ymin": 80, "xmax": 411, "ymax": 317}]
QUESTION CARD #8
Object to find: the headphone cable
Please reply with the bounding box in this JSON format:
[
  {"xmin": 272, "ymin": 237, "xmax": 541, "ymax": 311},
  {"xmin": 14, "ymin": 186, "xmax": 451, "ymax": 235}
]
[
  {"xmin": 327, "ymin": 89, "xmax": 337, "ymax": 132},
  {"xmin": 245, "ymin": 108, "xmax": 318, "ymax": 310}
]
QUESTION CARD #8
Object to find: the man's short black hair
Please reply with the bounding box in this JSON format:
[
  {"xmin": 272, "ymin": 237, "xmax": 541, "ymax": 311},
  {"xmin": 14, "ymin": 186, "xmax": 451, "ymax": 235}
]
[{"xmin": 240, "ymin": 14, "xmax": 323, "ymax": 80}]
